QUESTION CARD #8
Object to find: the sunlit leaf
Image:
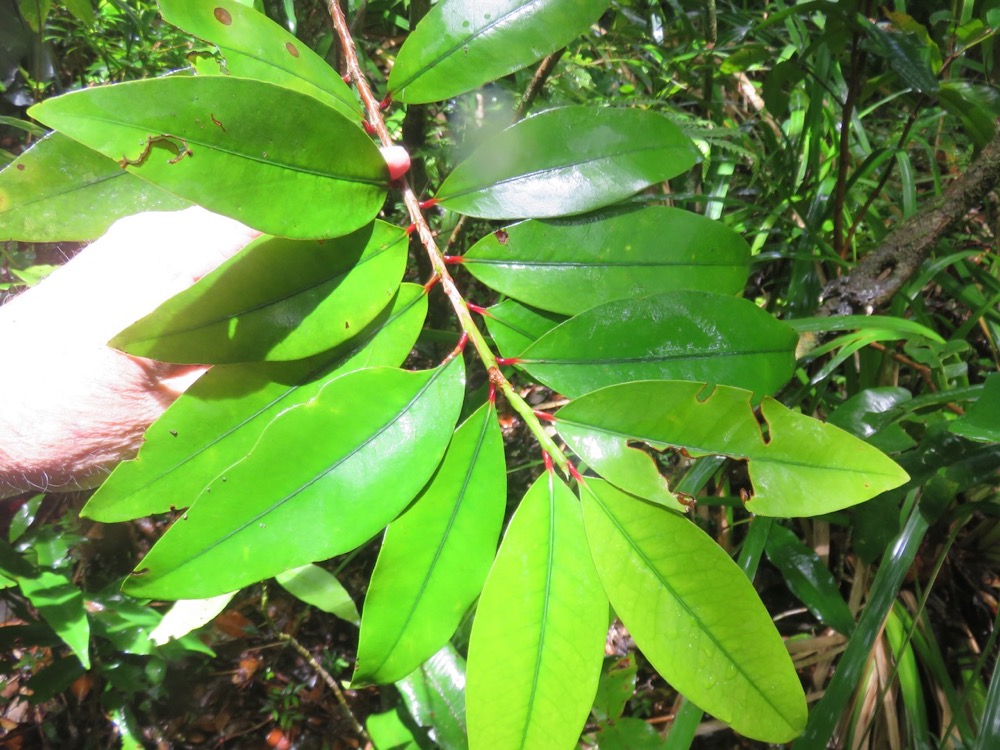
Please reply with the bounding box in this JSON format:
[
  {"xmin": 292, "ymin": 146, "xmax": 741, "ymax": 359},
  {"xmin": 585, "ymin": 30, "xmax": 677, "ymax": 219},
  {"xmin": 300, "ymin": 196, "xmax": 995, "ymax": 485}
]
[
  {"xmin": 159, "ymin": 0, "xmax": 361, "ymax": 119},
  {"xmin": 123, "ymin": 357, "xmax": 465, "ymax": 599},
  {"xmin": 389, "ymin": 0, "xmax": 608, "ymax": 104},
  {"xmin": 276, "ymin": 564, "xmax": 360, "ymax": 624},
  {"xmin": 462, "ymin": 207, "xmax": 750, "ymax": 315},
  {"xmin": 436, "ymin": 106, "xmax": 698, "ymax": 219},
  {"xmin": 467, "ymin": 472, "xmax": 607, "ymax": 749},
  {"xmin": 518, "ymin": 291, "xmax": 797, "ymax": 399},
  {"xmin": 83, "ymin": 285, "xmax": 426, "ymax": 522},
  {"xmin": 0, "ymin": 133, "xmax": 189, "ymax": 241},
  {"xmin": 29, "ymin": 76, "xmax": 388, "ymax": 238},
  {"xmin": 558, "ymin": 381, "xmax": 910, "ymax": 517},
  {"xmin": 149, "ymin": 592, "xmax": 236, "ymax": 645},
  {"xmin": 355, "ymin": 401, "xmax": 506, "ymax": 685},
  {"xmin": 112, "ymin": 222, "xmax": 407, "ymax": 363},
  {"xmin": 580, "ymin": 479, "xmax": 806, "ymax": 742}
]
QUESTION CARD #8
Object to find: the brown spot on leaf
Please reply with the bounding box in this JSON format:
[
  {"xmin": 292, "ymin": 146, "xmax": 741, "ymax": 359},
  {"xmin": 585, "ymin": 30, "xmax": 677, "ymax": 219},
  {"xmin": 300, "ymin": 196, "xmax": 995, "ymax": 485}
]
[
  {"xmin": 214, "ymin": 7, "xmax": 232, "ymax": 24},
  {"xmin": 285, "ymin": 41, "xmax": 300, "ymax": 57},
  {"xmin": 16, "ymin": 163, "xmax": 25, "ymax": 171},
  {"xmin": 494, "ymin": 228, "xmax": 509, "ymax": 245}
]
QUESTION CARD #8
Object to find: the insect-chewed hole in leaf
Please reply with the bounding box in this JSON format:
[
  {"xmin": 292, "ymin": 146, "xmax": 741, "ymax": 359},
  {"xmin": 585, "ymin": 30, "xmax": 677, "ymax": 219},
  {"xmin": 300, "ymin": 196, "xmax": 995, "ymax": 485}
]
[{"xmin": 214, "ymin": 7, "xmax": 232, "ymax": 25}]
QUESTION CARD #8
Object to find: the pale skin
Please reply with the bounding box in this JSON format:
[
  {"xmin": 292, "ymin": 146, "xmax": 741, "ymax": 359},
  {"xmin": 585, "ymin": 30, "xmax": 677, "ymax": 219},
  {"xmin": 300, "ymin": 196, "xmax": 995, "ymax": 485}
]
[
  {"xmin": 0, "ymin": 207, "xmax": 261, "ymax": 498},
  {"xmin": 0, "ymin": 146, "xmax": 410, "ymax": 500}
]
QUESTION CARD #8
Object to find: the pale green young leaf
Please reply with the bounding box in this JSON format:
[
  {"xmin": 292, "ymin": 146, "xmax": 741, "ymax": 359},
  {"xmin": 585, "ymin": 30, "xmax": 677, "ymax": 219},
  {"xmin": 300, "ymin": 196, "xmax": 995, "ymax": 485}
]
[
  {"xmin": 580, "ymin": 479, "xmax": 806, "ymax": 743},
  {"xmin": 467, "ymin": 471, "xmax": 608, "ymax": 750},
  {"xmin": 276, "ymin": 564, "xmax": 360, "ymax": 625}
]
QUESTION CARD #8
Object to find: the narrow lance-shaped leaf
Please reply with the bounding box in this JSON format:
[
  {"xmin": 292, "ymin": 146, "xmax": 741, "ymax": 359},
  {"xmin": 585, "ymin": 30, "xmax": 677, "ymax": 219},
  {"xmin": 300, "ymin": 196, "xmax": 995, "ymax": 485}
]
[
  {"xmin": 396, "ymin": 645, "xmax": 469, "ymax": 750},
  {"xmin": 82, "ymin": 284, "xmax": 427, "ymax": 522},
  {"xmin": 558, "ymin": 381, "xmax": 910, "ymax": 517},
  {"xmin": 466, "ymin": 471, "xmax": 608, "ymax": 750},
  {"xmin": 765, "ymin": 524, "xmax": 855, "ymax": 635},
  {"xmin": 0, "ymin": 132, "xmax": 189, "ymax": 241},
  {"xmin": 112, "ymin": 221, "xmax": 407, "ymax": 363},
  {"xmin": 462, "ymin": 206, "xmax": 750, "ymax": 315},
  {"xmin": 18, "ymin": 571, "xmax": 91, "ymax": 669},
  {"xmin": 580, "ymin": 479, "xmax": 807, "ymax": 743},
  {"xmin": 436, "ymin": 106, "xmax": 698, "ymax": 219},
  {"xmin": 29, "ymin": 76, "xmax": 388, "ymax": 239},
  {"xmin": 518, "ymin": 291, "xmax": 798, "ymax": 399},
  {"xmin": 158, "ymin": 0, "xmax": 362, "ymax": 120},
  {"xmin": 950, "ymin": 373, "xmax": 1000, "ymax": 443},
  {"xmin": 355, "ymin": 400, "xmax": 507, "ymax": 685},
  {"xmin": 276, "ymin": 564, "xmax": 360, "ymax": 625},
  {"xmin": 389, "ymin": 0, "xmax": 609, "ymax": 104},
  {"xmin": 123, "ymin": 357, "xmax": 465, "ymax": 599}
]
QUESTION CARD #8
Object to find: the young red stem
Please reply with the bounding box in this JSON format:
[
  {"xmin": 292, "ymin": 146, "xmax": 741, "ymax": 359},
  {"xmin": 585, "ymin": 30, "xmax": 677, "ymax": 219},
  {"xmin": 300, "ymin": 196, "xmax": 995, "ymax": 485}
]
[
  {"xmin": 533, "ymin": 410, "xmax": 555, "ymax": 422},
  {"xmin": 568, "ymin": 463, "xmax": 585, "ymax": 483},
  {"xmin": 495, "ymin": 357, "xmax": 519, "ymax": 366},
  {"xmin": 442, "ymin": 255, "xmax": 464, "ymax": 265},
  {"xmin": 543, "ymin": 451, "xmax": 554, "ymax": 473},
  {"xmin": 326, "ymin": 0, "xmax": 570, "ymax": 473},
  {"xmin": 466, "ymin": 303, "xmax": 491, "ymax": 317}
]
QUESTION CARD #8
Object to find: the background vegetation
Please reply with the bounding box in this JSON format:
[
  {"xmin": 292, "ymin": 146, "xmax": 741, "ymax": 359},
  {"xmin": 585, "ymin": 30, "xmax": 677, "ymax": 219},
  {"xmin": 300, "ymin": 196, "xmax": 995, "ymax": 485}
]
[{"xmin": 1, "ymin": 0, "xmax": 998, "ymax": 748}]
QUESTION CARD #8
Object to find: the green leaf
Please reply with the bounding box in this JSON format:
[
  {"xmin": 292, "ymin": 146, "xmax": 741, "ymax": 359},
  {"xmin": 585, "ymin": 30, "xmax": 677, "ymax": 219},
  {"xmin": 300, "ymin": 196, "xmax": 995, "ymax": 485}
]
[
  {"xmin": 29, "ymin": 76, "xmax": 388, "ymax": 239},
  {"xmin": 149, "ymin": 592, "xmax": 236, "ymax": 645},
  {"xmin": 517, "ymin": 291, "xmax": 797, "ymax": 399},
  {"xmin": 355, "ymin": 401, "xmax": 506, "ymax": 685},
  {"xmin": 123, "ymin": 357, "xmax": 465, "ymax": 599},
  {"xmin": 158, "ymin": 0, "xmax": 361, "ymax": 120},
  {"xmin": 61, "ymin": 0, "xmax": 94, "ymax": 25},
  {"xmin": 83, "ymin": 284, "xmax": 426, "ymax": 521},
  {"xmin": 0, "ymin": 132, "xmax": 189, "ymax": 241},
  {"xmin": 595, "ymin": 718, "xmax": 664, "ymax": 749},
  {"xmin": 558, "ymin": 381, "xmax": 910, "ymax": 517},
  {"xmin": 275, "ymin": 564, "xmax": 360, "ymax": 624},
  {"xmin": 388, "ymin": 0, "xmax": 608, "ymax": 104},
  {"xmin": 397, "ymin": 645, "xmax": 469, "ymax": 750},
  {"xmin": 367, "ymin": 707, "xmax": 421, "ymax": 750},
  {"xmin": 461, "ymin": 206, "xmax": 750, "ymax": 315},
  {"xmin": 436, "ymin": 106, "xmax": 698, "ymax": 220},
  {"xmin": 580, "ymin": 479, "xmax": 806, "ymax": 743},
  {"xmin": 111, "ymin": 221, "xmax": 407, "ymax": 363},
  {"xmin": 467, "ymin": 471, "xmax": 608, "ymax": 750},
  {"xmin": 950, "ymin": 372, "xmax": 1000, "ymax": 443},
  {"xmin": 484, "ymin": 299, "xmax": 565, "ymax": 358},
  {"xmin": 765, "ymin": 524, "xmax": 855, "ymax": 635},
  {"xmin": 862, "ymin": 15, "xmax": 939, "ymax": 93},
  {"xmin": 18, "ymin": 0, "xmax": 51, "ymax": 32},
  {"xmin": 593, "ymin": 654, "xmax": 638, "ymax": 724},
  {"xmin": 18, "ymin": 571, "xmax": 91, "ymax": 669}
]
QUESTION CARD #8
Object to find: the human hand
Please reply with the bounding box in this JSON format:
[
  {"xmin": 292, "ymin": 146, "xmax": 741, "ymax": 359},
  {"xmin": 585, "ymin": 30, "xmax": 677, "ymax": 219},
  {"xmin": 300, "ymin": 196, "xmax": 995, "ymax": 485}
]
[{"xmin": 0, "ymin": 207, "xmax": 261, "ymax": 499}]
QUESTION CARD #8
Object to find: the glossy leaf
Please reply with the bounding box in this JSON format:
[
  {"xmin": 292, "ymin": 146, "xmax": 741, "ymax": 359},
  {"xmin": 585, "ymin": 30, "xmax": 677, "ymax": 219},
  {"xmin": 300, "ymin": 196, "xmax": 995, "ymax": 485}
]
[
  {"xmin": 484, "ymin": 299, "xmax": 565, "ymax": 358},
  {"xmin": 765, "ymin": 524, "xmax": 855, "ymax": 635},
  {"xmin": 276, "ymin": 564, "xmax": 360, "ymax": 625},
  {"xmin": 518, "ymin": 291, "xmax": 798, "ymax": 399},
  {"xmin": 123, "ymin": 358, "xmax": 465, "ymax": 599},
  {"xmin": 467, "ymin": 472, "xmax": 608, "ymax": 750},
  {"xmin": 462, "ymin": 207, "xmax": 750, "ymax": 315},
  {"xmin": 950, "ymin": 373, "xmax": 1000, "ymax": 443},
  {"xmin": 0, "ymin": 132, "xmax": 189, "ymax": 241},
  {"xmin": 580, "ymin": 479, "xmax": 806, "ymax": 743},
  {"xmin": 83, "ymin": 285, "xmax": 426, "ymax": 522},
  {"xmin": 29, "ymin": 76, "xmax": 388, "ymax": 239},
  {"xmin": 18, "ymin": 571, "xmax": 91, "ymax": 669},
  {"xmin": 388, "ymin": 0, "xmax": 608, "ymax": 104},
  {"xmin": 436, "ymin": 107, "xmax": 698, "ymax": 219},
  {"xmin": 558, "ymin": 381, "xmax": 910, "ymax": 517},
  {"xmin": 149, "ymin": 592, "xmax": 236, "ymax": 645},
  {"xmin": 112, "ymin": 222, "xmax": 407, "ymax": 363},
  {"xmin": 355, "ymin": 401, "xmax": 506, "ymax": 685},
  {"xmin": 397, "ymin": 645, "xmax": 469, "ymax": 750},
  {"xmin": 159, "ymin": 0, "xmax": 361, "ymax": 120}
]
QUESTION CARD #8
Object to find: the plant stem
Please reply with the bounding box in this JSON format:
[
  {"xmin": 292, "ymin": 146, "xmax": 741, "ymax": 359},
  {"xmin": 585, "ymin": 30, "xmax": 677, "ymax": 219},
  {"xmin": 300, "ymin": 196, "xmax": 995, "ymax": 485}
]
[{"xmin": 326, "ymin": 0, "xmax": 570, "ymax": 472}]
